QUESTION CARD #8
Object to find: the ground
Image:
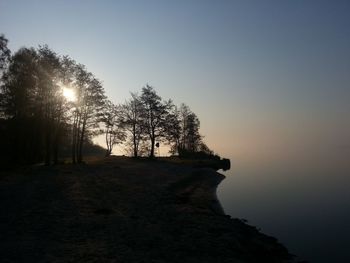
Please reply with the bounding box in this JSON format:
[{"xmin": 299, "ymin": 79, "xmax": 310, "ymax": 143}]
[{"xmin": 0, "ymin": 156, "xmax": 294, "ymax": 262}]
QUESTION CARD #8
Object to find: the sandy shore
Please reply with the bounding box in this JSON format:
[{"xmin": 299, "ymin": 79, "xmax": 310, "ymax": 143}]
[{"xmin": 0, "ymin": 156, "xmax": 294, "ymax": 262}]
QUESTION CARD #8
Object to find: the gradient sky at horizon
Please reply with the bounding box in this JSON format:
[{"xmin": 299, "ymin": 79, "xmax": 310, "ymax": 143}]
[{"xmin": 1, "ymin": 0, "xmax": 349, "ymax": 160}]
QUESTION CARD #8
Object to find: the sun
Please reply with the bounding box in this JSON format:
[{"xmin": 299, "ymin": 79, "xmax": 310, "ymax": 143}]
[{"xmin": 62, "ymin": 87, "xmax": 77, "ymax": 102}]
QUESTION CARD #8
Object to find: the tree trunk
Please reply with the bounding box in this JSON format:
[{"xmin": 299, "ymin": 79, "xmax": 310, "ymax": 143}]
[
  {"xmin": 133, "ymin": 136, "xmax": 138, "ymax": 158},
  {"xmin": 71, "ymin": 114, "xmax": 77, "ymax": 164},
  {"xmin": 53, "ymin": 125, "xmax": 60, "ymax": 165},
  {"xmin": 53, "ymin": 143, "xmax": 58, "ymax": 164},
  {"xmin": 133, "ymin": 143, "xmax": 138, "ymax": 158},
  {"xmin": 77, "ymin": 117, "xmax": 86, "ymax": 163},
  {"xmin": 44, "ymin": 123, "xmax": 51, "ymax": 166},
  {"xmin": 150, "ymin": 131, "xmax": 155, "ymax": 158},
  {"xmin": 75, "ymin": 112, "xmax": 82, "ymax": 163},
  {"xmin": 132, "ymin": 124, "xmax": 138, "ymax": 157}
]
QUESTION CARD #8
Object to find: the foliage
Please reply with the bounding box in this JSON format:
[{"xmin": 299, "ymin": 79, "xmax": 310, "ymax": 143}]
[
  {"xmin": 101, "ymin": 100, "xmax": 126, "ymax": 156},
  {"xmin": 0, "ymin": 34, "xmax": 216, "ymax": 164},
  {"xmin": 0, "ymin": 35, "xmax": 106, "ymax": 164},
  {"xmin": 120, "ymin": 93, "xmax": 145, "ymax": 157},
  {"xmin": 140, "ymin": 85, "xmax": 173, "ymax": 158},
  {"xmin": 0, "ymin": 34, "xmax": 11, "ymax": 71}
]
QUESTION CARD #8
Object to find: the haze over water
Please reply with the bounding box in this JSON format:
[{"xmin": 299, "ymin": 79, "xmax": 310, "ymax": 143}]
[{"xmin": 218, "ymin": 149, "xmax": 350, "ymax": 262}]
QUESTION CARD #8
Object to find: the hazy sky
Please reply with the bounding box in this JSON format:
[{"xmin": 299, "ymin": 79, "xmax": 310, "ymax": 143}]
[{"xmin": 1, "ymin": 0, "xmax": 349, "ymax": 160}]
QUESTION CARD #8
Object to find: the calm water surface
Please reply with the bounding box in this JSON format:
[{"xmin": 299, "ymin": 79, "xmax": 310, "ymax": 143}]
[{"xmin": 218, "ymin": 152, "xmax": 350, "ymax": 263}]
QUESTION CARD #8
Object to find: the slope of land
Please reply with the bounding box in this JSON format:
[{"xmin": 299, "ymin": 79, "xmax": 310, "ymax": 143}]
[{"xmin": 0, "ymin": 156, "xmax": 294, "ymax": 262}]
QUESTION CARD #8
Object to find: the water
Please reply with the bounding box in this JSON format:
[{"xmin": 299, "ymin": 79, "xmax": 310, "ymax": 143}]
[{"xmin": 217, "ymin": 153, "xmax": 350, "ymax": 263}]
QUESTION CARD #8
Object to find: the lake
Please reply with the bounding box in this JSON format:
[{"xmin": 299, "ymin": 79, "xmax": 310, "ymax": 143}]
[{"xmin": 218, "ymin": 152, "xmax": 350, "ymax": 263}]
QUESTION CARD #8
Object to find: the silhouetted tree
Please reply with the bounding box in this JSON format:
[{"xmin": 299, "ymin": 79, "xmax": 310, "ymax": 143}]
[
  {"xmin": 0, "ymin": 47, "xmax": 42, "ymax": 162},
  {"xmin": 120, "ymin": 93, "xmax": 145, "ymax": 157},
  {"xmin": 0, "ymin": 34, "xmax": 11, "ymax": 120},
  {"xmin": 0, "ymin": 39, "xmax": 107, "ymax": 165},
  {"xmin": 55, "ymin": 55, "xmax": 78, "ymax": 163},
  {"xmin": 199, "ymin": 142, "xmax": 214, "ymax": 156},
  {"xmin": 140, "ymin": 85, "xmax": 172, "ymax": 158},
  {"xmin": 185, "ymin": 112, "xmax": 201, "ymax": 152},
  {"xmin": 167, "ymin": 103, "xmax": 202, "ymax": 156},
  {"xmin": 37, "ymin": 45, "xmax": 63, "ymax": 165},
  {"xmin": 0, "ymin": 34, "xmax": 11, "ymax": 72},
  {"xmin": 101, "ymin": 100, "xmax": 126, "ymax": 156},
  {"xmin": 0, "ymin": 35, "xmax": 217, "ymax": 165},
  {"xmin": 164, "ymin": 104, "xmax": 181, "ymax": 154},
  {"xmin": 71, "ymin": 64, "xmax": 106, "ymax": 163},
  {"xmin": 178, "ymin": 103, "xmax": 191, "ymax": 152}
]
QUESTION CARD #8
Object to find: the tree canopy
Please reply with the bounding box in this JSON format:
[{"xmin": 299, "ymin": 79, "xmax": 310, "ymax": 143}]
[{"xmin": 0, "ymin": 35, "xmax": 216, "ymax": 165}]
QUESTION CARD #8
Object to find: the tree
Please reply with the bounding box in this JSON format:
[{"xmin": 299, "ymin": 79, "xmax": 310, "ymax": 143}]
[
  {"xmin": 0, "ymin": 34, "xmax": 11, "ymax": 119},
  {"xmin": 0, "ymin": 47, "xmax": 41, "ymax": 163},
  {"xmin": 198, "ymin": 142, "xmax": 214, "ymax": 156},
  {"xmin": 101, "ymin": 100, "xmax": 126, "ymax": 156},
  {"xmin": 164, "ymin": 104, "xmax": 181, "ymax": 154},
  {"xmin": 178, "ymin": 103, "xmax": 191, "ymax": 152},
  {"xmin": 1, "ymin": 48, "xmax": 39, "ymax": 119},
  {"xmin": 0, "ymin": 37, "xmax": 108, "ymax": 165},
  {"xmin": 0, "ymin": 34, "xmax": 11, "ymax": 72},
  {"xmin": 0, "ymin": 35, "xmax": 216, "ymax": 165},
  {"xmin": 185, "ymin": 112, "xmax": 201, "ymax": 152},
  {"xmin": 55, "ymin": 55, "xmax": 78, "ymax": 163},
  {"xmin": 120, "ymin": 93, "xmax": 144, "ymax": 157},
  {"xmin": 37, "ymin": 45, "xmax": 62, "ymax": 165},
  {"xmin": 71, "ymin": 64, "xmax": 106, "ymax": 163},
  {"xmin": 171, "ymin": 103, "xmax": 202, "ymax": 156},
  {"xmin": 140, "ymin": 85, "xmax": 172, "ymax": 158},
  {"xmin": 0, "ymin": 45, "xmax": 72, "ymax": 164}
]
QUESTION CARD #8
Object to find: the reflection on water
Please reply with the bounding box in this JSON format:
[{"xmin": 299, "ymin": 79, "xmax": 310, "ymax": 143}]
[{"xmin": 217, "ymin": 153, "xmax": 350, "ymax": 263}]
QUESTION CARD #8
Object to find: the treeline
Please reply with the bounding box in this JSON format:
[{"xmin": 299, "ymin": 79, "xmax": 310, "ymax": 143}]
[{"xmin": 0, "ymin": 34, "xmax": 215, "ymax": 165}]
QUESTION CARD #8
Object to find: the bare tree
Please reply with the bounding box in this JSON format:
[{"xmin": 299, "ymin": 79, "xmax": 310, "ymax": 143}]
[
  {"xmin": 184, "ymin": 112, "xmax": 201, "ymax": 152},
  {"xmin": 71, "ymin": 65, "xmax": 106, "ymax": 163},
  {"xmin": 140, "ymin": 85, "xmax": 172, "ymax": 158},
  {"xmin": 164, "ymin": 104, "xmax": 181, "ymax": 154},
  {"xmin": 120, "ymin": 93, "xmax": 144, "ymax": 157},
  {"xmin": 0, "ymin": 38, "xmax": 107, "ymax": 165},
  {"xmin": 101, "ymin": 100, "xmax": 126, "ymax": 156},
  {"xmin": 37, "ymin": 45, "xmax": 62, "ymax": 165},
  {"xmin": 169, "ymin": 103, "xmax": 202, "ymax": 156},
  {"xmin": 0, "ymin": 35, "xmax": 214, "ymax": 165},
  {"xmin": 1, "ymin": 45, "xmax": 69, "ymax": 164},
  {"xmin": 0, "ymin": 34, "xmax": 11, "ymax": 72},
  {"xmin": 0, "ymin": 47, "xmax": 41, "ymax": 163}
]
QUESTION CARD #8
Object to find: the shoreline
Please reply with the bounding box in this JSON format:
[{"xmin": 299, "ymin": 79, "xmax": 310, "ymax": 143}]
[
  {"xmin": 171, "ymin": 167, "xmax": 226, "ymax": 215},
  {"xmin": 0, "ymin": 156, "xmax": 295, "ymax": 262},
  {"xmin": 212, "ymin": 170, "xmax": 226, "ymax": 215}
]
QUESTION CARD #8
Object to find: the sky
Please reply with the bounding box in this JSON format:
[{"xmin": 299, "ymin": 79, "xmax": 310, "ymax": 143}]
[
  {"xmin": 1, "ymin": 0, "xmax": 349, "ymax": 160},
  {"xmin": 1, "ymin": 1, "xmax": 350, "ymax": 262}
]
